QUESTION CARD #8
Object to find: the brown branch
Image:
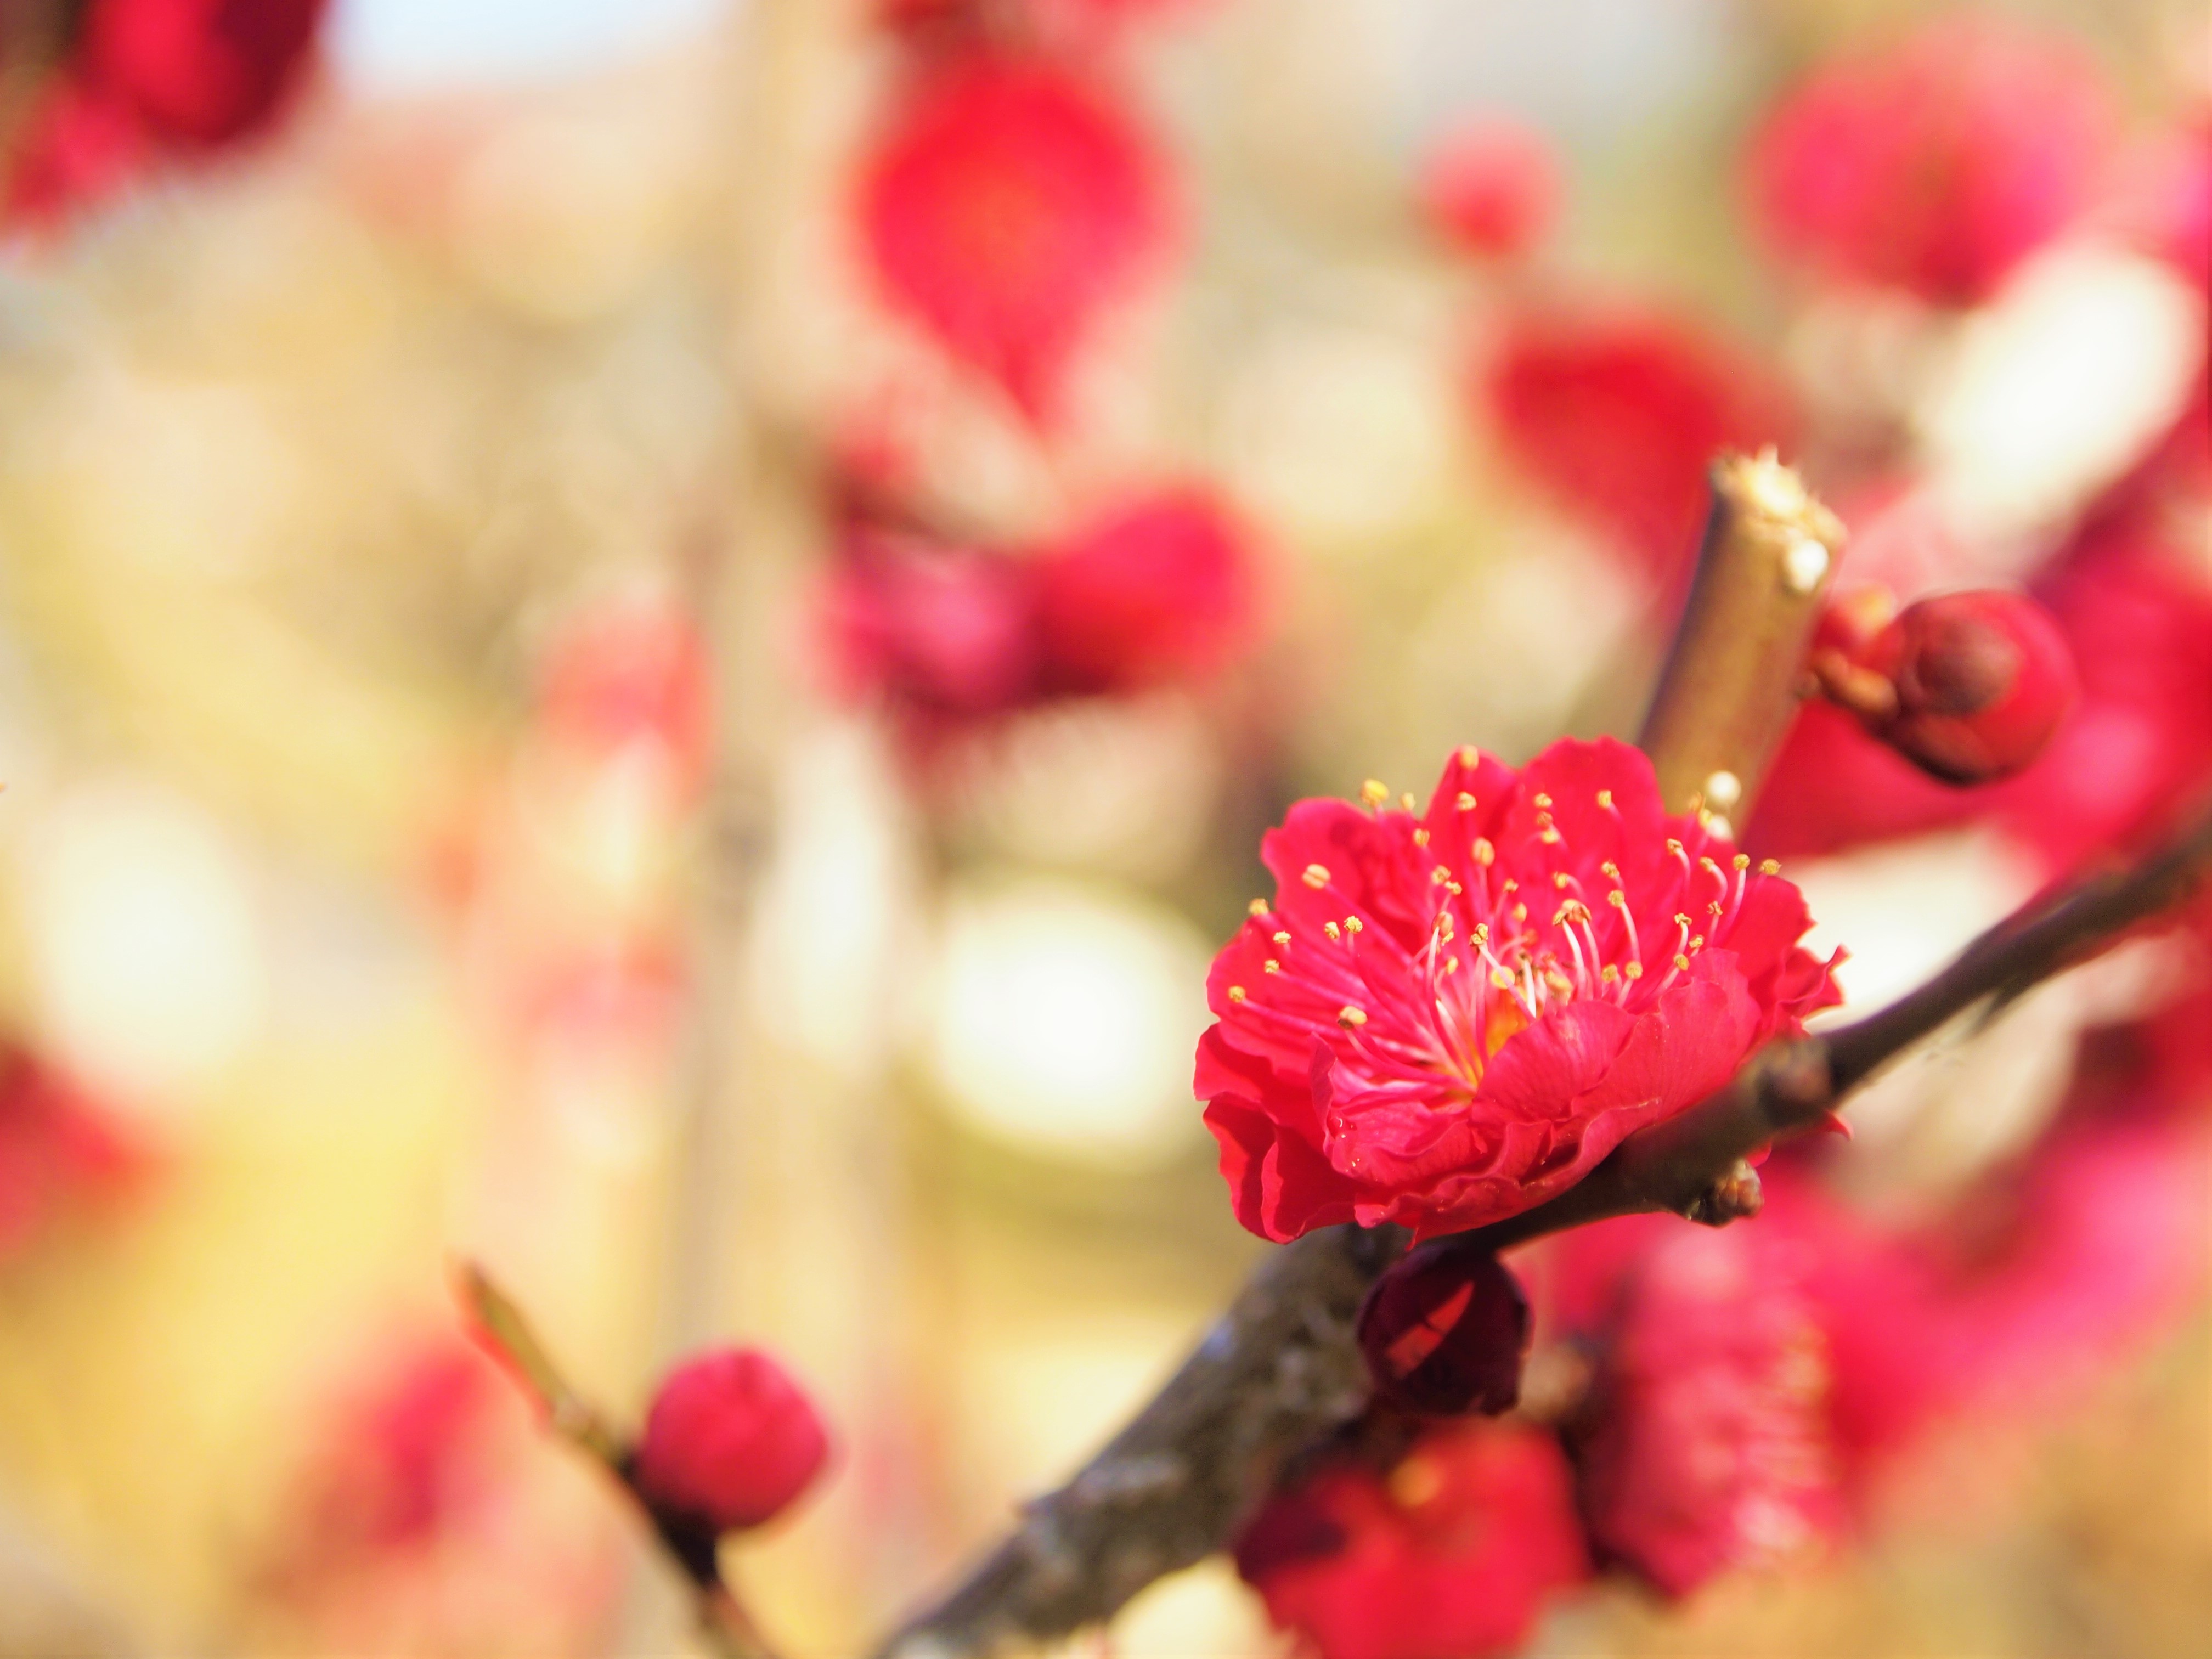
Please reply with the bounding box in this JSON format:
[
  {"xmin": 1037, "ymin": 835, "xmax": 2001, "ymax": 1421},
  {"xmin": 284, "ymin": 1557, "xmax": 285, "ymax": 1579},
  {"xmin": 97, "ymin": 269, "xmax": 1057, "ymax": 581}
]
[
  {"xmin": 1637, "ymin": 450, "xmax": 1843, "ymax": 830},
  {"xmin": 453, "ymin": 1262, "xmax": 783, "ymax": 1659}
]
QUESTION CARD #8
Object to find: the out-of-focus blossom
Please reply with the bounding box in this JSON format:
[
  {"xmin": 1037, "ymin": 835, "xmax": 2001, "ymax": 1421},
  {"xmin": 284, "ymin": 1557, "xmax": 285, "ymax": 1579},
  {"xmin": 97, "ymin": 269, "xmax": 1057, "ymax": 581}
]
[
  {"xmin": 1031, "ymin": 487, "xmax": 1259, "ymax": 696},
  {"xmin": 4, "ymin": 0, "xmax": 326, "ymax": 223},
  {"xmin": 1753, "ymin": 531, "xmax": 2212, "ymax": 870},
  {"xmin": 0, "ymin": 1041, "xmax": 138, "ymax": 1263},
  {"xmin": 631, "ymin": 1347, "xmax": 832, "ymax": 1534},
  {"xmin": 537, "ymin": 593, "xmax": 714, "ymax": 793},
  {"xmin": 819, "ymin": 484, "xmax": 1261, "ymax": 752},
  {"xmin": 1483, "ymin": 311, "xmax": 1795, "ymax": 581},
  {"xmin": 1234, "ymin": 1420, "xmax": 1589, "ymax": 1659},
  {"xmin": 856, "ymin": 57, "xmax": 1172, "ymax": 418},
  {"xmin": 1420, "ymin": 116, "xmax": 1559, "ymax": 261},
  {"xmin": 1745, "ymin": 13, "xmax": 2115, "ymax": 306},
  {"xmin": 1199, "ymin": 738, "xmax": 1841, "ymax": 1242},
  {"xmin": 1356, "ymin": 1242, "xmax": 1527, "ymax": 1417},
  {"xmin": 1569, "ymin": 1222, "xmax": 1847, "ymax": 1596},
  {"xmin": 1817, "ymin": 589, "xmax": 2079, "ymax": 785}
]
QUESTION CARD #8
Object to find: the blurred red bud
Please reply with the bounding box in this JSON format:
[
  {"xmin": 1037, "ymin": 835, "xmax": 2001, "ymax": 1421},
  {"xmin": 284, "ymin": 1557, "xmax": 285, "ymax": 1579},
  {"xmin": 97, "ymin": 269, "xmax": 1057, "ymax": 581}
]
[
  {"xmin": 1420, "ymin": 116, "xmax": 1560, "ymax": 259},
  {"xmin": 1850, "ymin": 590, "xmax": 2079, "ymax": 785},
  {"xmin": 1356, "ymin": 1243, "xmax": 1528, "ymax": 1417},
  {"xmin": 631, "ymin": 1348, "xmax": 831, "ymax": 1534}
]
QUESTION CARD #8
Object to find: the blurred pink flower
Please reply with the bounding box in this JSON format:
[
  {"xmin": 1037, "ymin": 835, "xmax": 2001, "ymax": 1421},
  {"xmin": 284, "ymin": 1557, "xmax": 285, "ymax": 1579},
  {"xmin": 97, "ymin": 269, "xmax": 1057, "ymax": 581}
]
[
  {"xmin": 5, "ymin": 0, "xmax": 326, "ymax": 223},
  {"xmin": 1234, "ymin": 1419, "xmax": 1589, "ymax": 1659},
  {"xmin": 0, "ymin": 1042, "xmax": 139, "ymax": 1263},
  {"xmin": 1483, "ymin": 309, "xmax": 1795, "ymax": 581},
  {"xmin": 1569, "ymin": 1222, "xmax": 1847, "ymax": 1596},
  {"xmin": 1199, "ymin": 738, "xmax": 1841, "ymax": 1243},
  {"xmin": 856, "ymin": 56, "xmax": 1173, "ymax": 418},
  {"xmin": 1745, "ymin": 12, "xmax": 2115, "ymax": 305}
]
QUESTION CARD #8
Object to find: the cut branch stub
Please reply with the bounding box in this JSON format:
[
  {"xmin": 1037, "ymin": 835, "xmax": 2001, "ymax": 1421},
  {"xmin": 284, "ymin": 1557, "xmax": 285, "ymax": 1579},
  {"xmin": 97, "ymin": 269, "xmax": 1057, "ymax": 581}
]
[{"xmin": 1637, "ymin": 451, "xmax": 1845, "ymax": 831}]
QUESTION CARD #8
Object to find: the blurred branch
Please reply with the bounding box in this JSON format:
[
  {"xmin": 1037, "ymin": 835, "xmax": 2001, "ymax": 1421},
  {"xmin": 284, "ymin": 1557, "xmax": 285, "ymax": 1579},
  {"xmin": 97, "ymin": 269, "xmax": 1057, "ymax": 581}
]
[
  {"xmin": 453, "ymin": 1262, "xmax": 782, "ymax": 1659},
  {"xmin": 865, "ymin": 463, "xmax": 2212, "ymax": 1658},
  {"xmin": 1637, "ymin": 450, "xmax": 1844, "ymax": 830}
]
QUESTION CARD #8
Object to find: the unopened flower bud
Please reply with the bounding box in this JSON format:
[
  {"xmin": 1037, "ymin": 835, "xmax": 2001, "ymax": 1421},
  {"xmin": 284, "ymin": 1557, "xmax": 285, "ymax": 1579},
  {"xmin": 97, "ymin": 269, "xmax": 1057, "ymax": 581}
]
[
  {"xmin": 631, "ymin": 1348, "xmax": 830, "ymax": 1533},
  {"xmin": 1420, "ymin": 116, "xmax": 1560, "ymax": 259},
  {"xmin": 1357, "ymin": 1243, "xmax": 1528, "ymax": 1417},
  {"xmin": 1844, "ymin": 590, "xmax": 2078, "ymax": 784}
]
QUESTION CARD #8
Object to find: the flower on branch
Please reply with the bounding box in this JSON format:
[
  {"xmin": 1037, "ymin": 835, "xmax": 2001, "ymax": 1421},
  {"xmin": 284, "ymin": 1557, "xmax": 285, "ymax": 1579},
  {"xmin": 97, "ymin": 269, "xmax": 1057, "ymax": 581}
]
[
  {"xmin": 1198, "ymin": 737, "xmax": 1843, "ymax": 1243},
  {"xmin": 1233, "ymin": 1419, "xmax": 1588, "ymax": 1659}
]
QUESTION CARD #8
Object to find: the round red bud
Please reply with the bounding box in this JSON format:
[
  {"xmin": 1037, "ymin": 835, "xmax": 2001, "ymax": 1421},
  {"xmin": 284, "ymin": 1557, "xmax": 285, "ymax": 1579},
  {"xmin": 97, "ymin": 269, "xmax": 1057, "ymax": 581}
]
[
  {"xmin": 1849, "ymin": 590, "xmax": 2078, "ymax": 785},
  {"xmin": 632, "ymin": 1347, "xmax": 830, "ymax": 1533},
  {"xmin": 1357, "ymin": 1243, "xmax": 1529, "ymax": 1417}
]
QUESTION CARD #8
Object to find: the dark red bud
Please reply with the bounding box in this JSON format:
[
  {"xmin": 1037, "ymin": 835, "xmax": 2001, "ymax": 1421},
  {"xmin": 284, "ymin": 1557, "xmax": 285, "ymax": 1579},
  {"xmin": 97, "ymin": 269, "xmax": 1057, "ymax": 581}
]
[
  {"xmin": 1848, "ymin": 589, "xmax": 2078, "ymax": 784},
  {"xmin": 1357, "ymin": 1243, "xmax": 1528, "ymax": 1417},
  {"xmin": 631, "ymin": 1347, "xmax": 831, "ymax": 1534}
]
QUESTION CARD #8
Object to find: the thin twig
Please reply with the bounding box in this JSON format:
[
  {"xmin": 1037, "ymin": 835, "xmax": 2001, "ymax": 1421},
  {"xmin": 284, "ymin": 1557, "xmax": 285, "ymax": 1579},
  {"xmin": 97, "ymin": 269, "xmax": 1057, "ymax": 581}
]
[{"xmin": 454, "ymin": 1261, "xmax": 785, "ymax": 1659}]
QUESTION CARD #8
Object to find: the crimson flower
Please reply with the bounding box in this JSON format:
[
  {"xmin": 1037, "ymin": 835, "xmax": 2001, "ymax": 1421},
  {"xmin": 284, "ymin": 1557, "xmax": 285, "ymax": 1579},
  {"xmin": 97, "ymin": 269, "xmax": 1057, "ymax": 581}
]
[
  {"xmin": 856, "ymin": 57, "xmax": 1172, "ymax": 417},
  {"xmin": 1199, "ymin": 738, "xmax": 1842, "ymax": 1243},
  {"xmin": 1745, "ymin": 12, "xmax": 2114, "ymax": 306},
  {"xmin": 1483, "ymin": 310, "xmax": 1795, "ymax": 582},
  {"xmin": 1569, "ymin": 1222, "xmax": 1847, "ymax": 1596},
  {"xmin": 631, "ymin": 1348, "xmax": 832, "ymax": 1534},
  {"xmin": 1234, "ymin": 1419, "xmax": 1588, "ymax": 1659}
]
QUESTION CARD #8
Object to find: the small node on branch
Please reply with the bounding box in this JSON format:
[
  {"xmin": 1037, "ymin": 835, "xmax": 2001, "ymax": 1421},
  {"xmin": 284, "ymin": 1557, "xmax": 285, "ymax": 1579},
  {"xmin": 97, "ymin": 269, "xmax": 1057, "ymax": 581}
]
[{"xmin": 1682, "ymin": 1159, "xmax": 1764, "ymax": 1227}]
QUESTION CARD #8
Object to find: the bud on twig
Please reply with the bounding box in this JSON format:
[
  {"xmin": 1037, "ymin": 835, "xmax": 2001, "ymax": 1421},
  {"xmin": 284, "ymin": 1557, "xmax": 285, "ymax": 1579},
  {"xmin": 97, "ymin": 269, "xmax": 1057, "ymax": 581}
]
[{"xmin": 1356, "ymin": 1243, "xmax": 1529, "ymax": 1417}]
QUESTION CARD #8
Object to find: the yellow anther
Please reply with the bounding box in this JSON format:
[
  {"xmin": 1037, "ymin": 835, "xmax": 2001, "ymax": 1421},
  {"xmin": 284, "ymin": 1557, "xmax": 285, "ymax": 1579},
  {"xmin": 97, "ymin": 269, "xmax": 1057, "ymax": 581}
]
[
  {"xmin": 1690, "ymin": 934, "xmax": 1705, "ymax": 951},
  {"xmin": 1511, "ymin": 902, "xmax": 1528, "ymax": 923},
  {"xmin": 1471, "ymin": 837, "xmax": 1496, "ymax": 865},
  {"xmin": 1759, "ymin": 859, "xmax": 1780, "ymax": 876},
  {"xmin": 1624, "ymin": 962, "xmax": 1644, "ymax": 980},
  {"xmin": 1324, "ymin": 922, "xmax": 1342, "ymax": 941},
  {"xmin": 1601, "ymin": 861, "xmax": 1622, "ymax": 882},
  {"xmin": 1455, "ymin": 791, "xmax": 1478, "ymax": 811},
  {"xmin": 1673, "ymin": 953, "xmax": 1690, "ymax": 971},
  {"xmin": 1733, "ymin": 854, "xmax": 1751, "ymax": 872},
  {"xmin": 1708, "ymin": 901, "xmax": 1724, "ymax": 917},
  {"xmin": 1433, "ymin": 865, "xmax": 1454, "ymax": 885},
  {"xmin": 1599, "ymin": 964, "xmax": 1620, "ymax": 984},
  {"xmin": 1337, "ymin": 1005, "xmax": 1368, "ymax": 1028},
  {"xmin": 1674, "ymin": 912, "xmax": 1691, "ymax": 927},
  {"xmin": 1361, "ymin": 779, "xmax": 1391, "ymax": 808},
  {"xmin": 1458, "ymin": 746, "xmax": 1480, "ymax": 768},
  {"xmin": 1272, "ymin": 930, "xmax": 1291, "ymax": 945},
  {"xmin": 1249, "ymin": 899, "xmax": 1271, "ymax": 917},
  {"xmin": 1501, "ymin": 878, "xmax": 1519, "ymax": 893},
  {"xmin": 1412, "ymin": 827, "xmax": 1431, "ymax": 848},
  {"xmin": 1539, "ymin": 827, "xmax": 1561, "ymax": 844},
  {"xmin": 1532, "ymin": 792, "xmax": 1553, "ymax": 809},
  {"xmin": 1472, "ymin": 923, "xmax": 1490, "ymax": 944},
  {"xmin": 1345, "ymin": 916, "xmax": 1364, "ymax": 934},
  {"xmin": 1607, "ymin": 890, "xmax": 1628, "ymax": 908},
  {"xmin": 1700, "ymin": 857, "xmax": 1724, "ymax": 877},
  {"xmin": 1264, "ymin": 959, "xmax": 1282, "ymax": 973},
  {"xmin": 1443, "ymin": 956, "xmax": 1462, "ymax": 975},
  {"xmin": 1553, "ymin": 872, "xmax": 1572, "ymax": 889},
  {"xmin": 1303, "ymin": 864, "xmax": 1331, "ymax": 889},
  {"xmin": 1595, "ymin": 789, "xmax": 1615, "ymax": 809},
  {"xmin": 1666, "ymin": 838, "xmax": 1685, "ymax": 857},
  {"xmin": 1228, "ymin": 985, "xmax": 1248, "ymax": 1002},
  {"xmin": 1401, "ymin": 793, "xmax": 1417, "ymax": 812}
]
